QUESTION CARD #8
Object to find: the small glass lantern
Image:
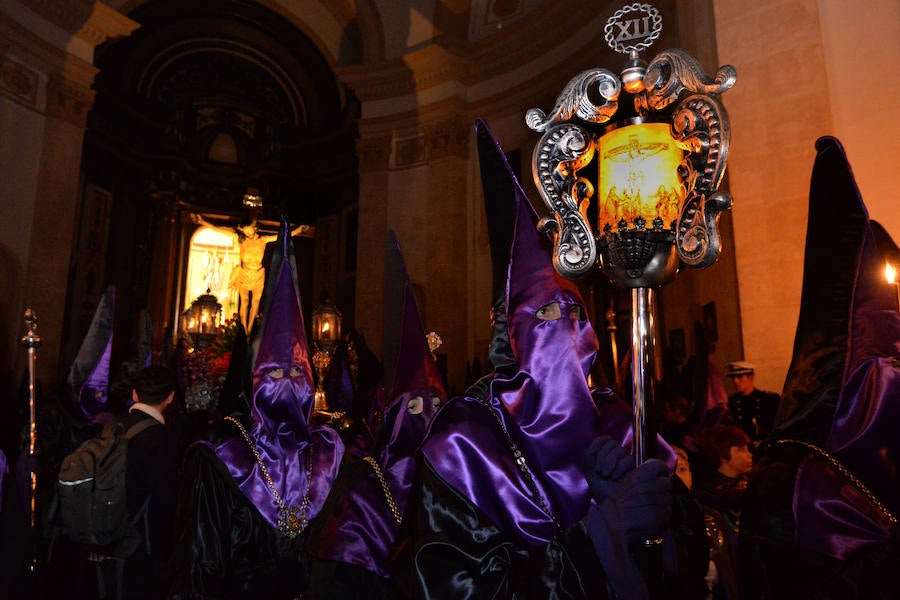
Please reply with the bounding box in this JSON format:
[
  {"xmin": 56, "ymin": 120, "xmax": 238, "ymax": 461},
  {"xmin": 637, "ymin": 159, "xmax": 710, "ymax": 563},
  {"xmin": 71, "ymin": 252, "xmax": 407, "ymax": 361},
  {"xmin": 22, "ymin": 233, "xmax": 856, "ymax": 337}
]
[
  {"xmin": 312, "ymin": 298, "xmax": 342, "ymax": 350},
  {"xmin": 182, "ymin": 290, "xmax": 223, "ymax": 347},
  {"xmin": 311, "ymin": 296, "xmax": 342, "ymax": 416}
]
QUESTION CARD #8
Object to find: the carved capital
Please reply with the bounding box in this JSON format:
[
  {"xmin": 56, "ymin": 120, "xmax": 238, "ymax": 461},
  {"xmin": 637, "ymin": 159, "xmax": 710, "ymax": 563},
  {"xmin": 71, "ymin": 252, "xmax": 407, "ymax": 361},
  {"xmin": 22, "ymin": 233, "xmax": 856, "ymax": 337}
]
[
  {"xmin": 46, "ymin": 73, "xmax": 94, "ymax": 126},
  {"xmin": 23, "ymin": 1, "xmax": 138, "ymax": 46}
]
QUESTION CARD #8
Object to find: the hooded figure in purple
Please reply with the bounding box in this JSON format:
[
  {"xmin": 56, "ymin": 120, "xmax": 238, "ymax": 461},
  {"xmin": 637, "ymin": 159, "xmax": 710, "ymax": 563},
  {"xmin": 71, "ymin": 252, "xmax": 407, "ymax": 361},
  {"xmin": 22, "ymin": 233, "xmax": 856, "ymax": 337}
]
[
  {"xmin": 392, "ymin": 120, "xmax": 673, "ymax": 599},
  {"xmin": 170, "ymin": 216, "xmax": 344, "ymax": 599},
  {"xmin": 306, "ymin": 231, "xmax": 446, "ymax": 598},
  {"xmin": 741, "ymin": 137, "xmax": 900, "ymax": 599},
  {"xmin": 67, "ymin": 285, "xmax": 115, "ymax": 423}
]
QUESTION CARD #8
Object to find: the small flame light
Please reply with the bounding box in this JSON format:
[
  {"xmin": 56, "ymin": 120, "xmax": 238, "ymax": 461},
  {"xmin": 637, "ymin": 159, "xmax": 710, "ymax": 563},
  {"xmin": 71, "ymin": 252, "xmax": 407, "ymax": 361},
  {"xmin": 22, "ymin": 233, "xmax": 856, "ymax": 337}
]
[
  {"xmin": 312, "ymin": 299, "xmax": 342, "ymax": 349},
  {"xmin": 886, "ymin": 262, "xmax": 900, "ymax": 309}
]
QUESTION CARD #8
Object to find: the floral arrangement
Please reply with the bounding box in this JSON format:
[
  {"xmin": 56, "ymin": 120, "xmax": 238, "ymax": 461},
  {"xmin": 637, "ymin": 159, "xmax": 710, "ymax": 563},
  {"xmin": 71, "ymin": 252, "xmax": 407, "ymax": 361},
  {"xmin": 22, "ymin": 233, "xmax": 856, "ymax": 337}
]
[{"xmin": 181, "ymin": 315, "xmax": 239, "ymax": 413}]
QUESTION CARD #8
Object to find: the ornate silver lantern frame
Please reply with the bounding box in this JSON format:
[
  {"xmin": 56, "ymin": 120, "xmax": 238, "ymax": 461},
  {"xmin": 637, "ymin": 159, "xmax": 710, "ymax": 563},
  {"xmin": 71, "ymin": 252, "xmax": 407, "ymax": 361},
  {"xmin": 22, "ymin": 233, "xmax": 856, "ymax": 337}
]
[{"xmin": 527, "ymin": 3, "xmax": 737, "ymax": 463}]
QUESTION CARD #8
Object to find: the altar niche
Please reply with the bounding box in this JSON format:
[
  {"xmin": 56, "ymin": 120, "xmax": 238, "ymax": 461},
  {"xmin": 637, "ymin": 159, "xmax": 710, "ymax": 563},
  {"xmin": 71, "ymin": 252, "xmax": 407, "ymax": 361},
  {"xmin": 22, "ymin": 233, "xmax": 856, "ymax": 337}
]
[
  {"xmin": 184, "ymin": 226, "xmax": 240, "ymax": 329},
  {"xmin": 182, "ymin": 216, "xmax": 315, "ymax": 336}
]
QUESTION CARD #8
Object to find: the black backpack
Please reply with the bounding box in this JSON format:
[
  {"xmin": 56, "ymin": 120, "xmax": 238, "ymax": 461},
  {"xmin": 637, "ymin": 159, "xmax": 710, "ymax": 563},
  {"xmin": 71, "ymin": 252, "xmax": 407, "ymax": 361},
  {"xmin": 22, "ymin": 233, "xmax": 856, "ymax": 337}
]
[{"xmin": 52, "ymin": 418, "xmax": 159, "ymax": 547}]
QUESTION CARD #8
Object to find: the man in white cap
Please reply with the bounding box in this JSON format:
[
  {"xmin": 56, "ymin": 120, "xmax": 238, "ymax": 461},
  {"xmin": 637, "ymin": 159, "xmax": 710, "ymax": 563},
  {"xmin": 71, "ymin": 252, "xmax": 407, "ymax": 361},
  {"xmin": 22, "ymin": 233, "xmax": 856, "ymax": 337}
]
[{"xmin": 725, "ymin": 361, "xmax": 780, "ymax": 444}]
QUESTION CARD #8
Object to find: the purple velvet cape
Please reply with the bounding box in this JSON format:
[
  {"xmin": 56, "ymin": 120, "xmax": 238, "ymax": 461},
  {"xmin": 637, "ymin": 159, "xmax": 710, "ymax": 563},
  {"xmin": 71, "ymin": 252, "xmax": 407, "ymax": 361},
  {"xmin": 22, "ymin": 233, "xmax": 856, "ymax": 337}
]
[
  {"xmin": 212, "ymin": 218, "xmax": 343, "ymax": 531},
  {"xmin": 785, "ymin": 138, "xmax": 900, "ymax": 559},
  {"xmin": 313, "ymin": 232, "xmax": 446, "ymax": 576}
]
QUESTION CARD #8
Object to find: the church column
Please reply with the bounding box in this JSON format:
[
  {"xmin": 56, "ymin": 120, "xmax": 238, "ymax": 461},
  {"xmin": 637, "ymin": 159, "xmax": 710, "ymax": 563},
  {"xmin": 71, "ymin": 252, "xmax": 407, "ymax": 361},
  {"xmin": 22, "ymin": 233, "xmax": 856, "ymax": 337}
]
[
  {"xmin": 354, "ymin": 130, "xmax": 391, "ymax": 354},
  {"xmin": 353, "ymin": 107, "xmax": 471, "ymax": 391}
]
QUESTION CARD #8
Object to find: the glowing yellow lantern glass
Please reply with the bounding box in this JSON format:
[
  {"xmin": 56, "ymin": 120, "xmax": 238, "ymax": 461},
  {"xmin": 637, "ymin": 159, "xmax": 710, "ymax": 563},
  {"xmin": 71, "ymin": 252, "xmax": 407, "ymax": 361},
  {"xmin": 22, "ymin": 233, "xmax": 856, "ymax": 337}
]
[
  {"xmin": 597, "ymin": 122, "xmax": 686, "ymax": 233},
  {"xmin": 312, "ymin": 300, "xmax": 342, "ymax": 348}
]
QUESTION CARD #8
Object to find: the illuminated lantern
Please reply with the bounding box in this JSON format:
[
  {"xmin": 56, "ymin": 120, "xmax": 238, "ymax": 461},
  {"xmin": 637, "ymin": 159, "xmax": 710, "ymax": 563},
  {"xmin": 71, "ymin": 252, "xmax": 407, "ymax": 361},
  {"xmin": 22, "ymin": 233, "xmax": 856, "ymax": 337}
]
[{"xmin": 527, "ymin": 3, "xmax": 736, "ymax": 464}]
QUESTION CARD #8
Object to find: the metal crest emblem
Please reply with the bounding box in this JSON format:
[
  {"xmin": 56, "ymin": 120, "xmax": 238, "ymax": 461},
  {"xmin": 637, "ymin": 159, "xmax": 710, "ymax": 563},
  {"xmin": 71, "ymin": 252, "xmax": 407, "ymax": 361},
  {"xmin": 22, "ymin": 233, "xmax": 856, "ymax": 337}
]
[{"xmin": 604, "ymin": 3, "xmax": 663, "ymax": 54}]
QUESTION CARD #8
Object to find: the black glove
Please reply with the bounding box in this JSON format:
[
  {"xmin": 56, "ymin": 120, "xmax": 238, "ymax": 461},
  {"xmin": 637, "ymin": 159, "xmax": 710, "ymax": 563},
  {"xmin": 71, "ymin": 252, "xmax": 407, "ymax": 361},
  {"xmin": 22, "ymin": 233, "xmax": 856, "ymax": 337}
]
[
  {"xmin": 581, "ymin": 459, "xmax": 672, "ymax": 600},
  {"xmin": 589, "ymin": 458, "xmax": 672, "ymax": 544},
  {"xmin": 581, "ymin": 435, "xmax": 633, "ymax": 503}
]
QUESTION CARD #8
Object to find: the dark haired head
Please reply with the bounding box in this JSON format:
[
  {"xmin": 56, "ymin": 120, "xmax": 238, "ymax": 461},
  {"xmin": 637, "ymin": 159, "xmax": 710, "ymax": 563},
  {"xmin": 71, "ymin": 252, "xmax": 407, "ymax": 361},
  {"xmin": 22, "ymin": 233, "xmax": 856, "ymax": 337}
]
[
  {"xmin": 133, "ymin": 365, "xmax": 176, "ymax": 406},
  {"xmin": 697, "ymin": 424, "xmax": 750, "ymax": 467}
]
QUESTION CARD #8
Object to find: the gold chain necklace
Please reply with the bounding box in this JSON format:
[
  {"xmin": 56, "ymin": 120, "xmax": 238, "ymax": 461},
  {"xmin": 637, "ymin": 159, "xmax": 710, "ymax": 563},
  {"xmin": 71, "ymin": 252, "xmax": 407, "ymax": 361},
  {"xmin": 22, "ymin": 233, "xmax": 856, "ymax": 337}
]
[
  {"xmin": 362, "ymin": 456, "xmax": 402, "ymax": 524},
  {"xmin": 225, "ymin": 416, "xmax": 314, "ymax": 538}
]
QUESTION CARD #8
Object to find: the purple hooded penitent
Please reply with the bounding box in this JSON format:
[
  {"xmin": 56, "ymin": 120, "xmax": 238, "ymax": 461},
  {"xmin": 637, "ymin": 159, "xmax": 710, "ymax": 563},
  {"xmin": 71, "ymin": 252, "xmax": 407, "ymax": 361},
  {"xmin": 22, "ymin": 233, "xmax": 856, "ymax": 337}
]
[
  {"xmin": 67, "ymin": 285, "xmax": 115, "ymax": 422},
  {"xmin": 776, "ymin": 137, "xmax": 900, "ymax": 559},
  {"xmin": 312, "ymin": 231, "xmax": 446, "ymax": 576},
  {"xmin": 422, "ymin": 120, "xmax": 613, "ymax": 546},
  {"xmin": 213, "ymin": 215, "xmax": 344, "ymax": 532}
]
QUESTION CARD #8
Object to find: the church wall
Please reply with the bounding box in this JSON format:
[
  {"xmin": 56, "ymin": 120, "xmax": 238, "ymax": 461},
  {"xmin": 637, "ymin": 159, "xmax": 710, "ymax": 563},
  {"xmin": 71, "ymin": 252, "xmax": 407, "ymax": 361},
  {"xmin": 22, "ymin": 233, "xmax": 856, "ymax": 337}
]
[
  {"xmin": 817, "ymin": 0, "xmax": 900, "ymax": 240},
  {"xmin": 715, "ymin": 0, "xmax": 837, "ymax": 394},
  {"xmin": 0, "ymin": 1, "xmax": 139, "ymax": 392},
  {"xmin": 355, "ymin": 133, "xmax": 390, "ymax": 355},
  {"xmin": 0, "ymin": 92, "xmax": 43, "ymax": 392}
]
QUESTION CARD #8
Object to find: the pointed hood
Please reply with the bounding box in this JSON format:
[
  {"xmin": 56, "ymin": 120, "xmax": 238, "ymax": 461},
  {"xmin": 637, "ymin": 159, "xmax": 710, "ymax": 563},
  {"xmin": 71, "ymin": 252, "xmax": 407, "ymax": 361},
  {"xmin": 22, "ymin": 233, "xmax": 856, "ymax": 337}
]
[
  {"xmin": 250, "ymin": 215, "xmax": 313, "ymax": 438},
  {"xmin": 218, "ymin": 320, "xmax": 251, "ymax": 419},
  {"xmin": 310, "ymin": 231, "xmax": 445, "ymax": 575},
  {"xmin": 495, "ymin": 123, "xmax": 603, "ymax": 530},
  {"xmin": 137, "ymin": 309, "xmax": 152, "ymax": 369},
  {"xmin": 476, "ymin": 119, "xmax": 517, "ymax": 373},
  {"xmin": 772, "ymin": 137, "xmax": 900, "ymax": 559},
  {"xmin": 382, "ymin": 231, "xmax": 446, "ymax": 465},
  {"xmin": 323, "ymin": 339, "xmax": 355, "ymax": 413},
  {"xmin": 422, "ymin": 120, "xmax": 609, "ymax": 548},
  {"xmin": 68, "ymin": 285, "xmax": 115, "ymax": 422},
  {"xmin": 214, "ymin": 215, "xmax": 344, "ymax": 533}
]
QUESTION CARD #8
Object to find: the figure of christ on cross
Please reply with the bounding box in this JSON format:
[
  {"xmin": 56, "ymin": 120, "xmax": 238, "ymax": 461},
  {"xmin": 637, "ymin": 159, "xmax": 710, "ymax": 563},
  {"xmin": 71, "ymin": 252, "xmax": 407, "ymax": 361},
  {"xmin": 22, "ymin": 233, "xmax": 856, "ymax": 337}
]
[{"xmin": 192, "ymin": 214, "xmax": 311, "ymax": 332}]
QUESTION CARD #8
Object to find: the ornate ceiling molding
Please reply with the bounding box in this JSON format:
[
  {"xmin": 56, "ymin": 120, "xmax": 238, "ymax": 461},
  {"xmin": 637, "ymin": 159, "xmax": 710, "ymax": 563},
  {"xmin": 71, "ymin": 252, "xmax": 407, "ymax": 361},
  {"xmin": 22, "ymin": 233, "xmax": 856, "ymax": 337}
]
[{"xmin": 337, "ymin": 2, "xmax": 615, "ymax": 120}]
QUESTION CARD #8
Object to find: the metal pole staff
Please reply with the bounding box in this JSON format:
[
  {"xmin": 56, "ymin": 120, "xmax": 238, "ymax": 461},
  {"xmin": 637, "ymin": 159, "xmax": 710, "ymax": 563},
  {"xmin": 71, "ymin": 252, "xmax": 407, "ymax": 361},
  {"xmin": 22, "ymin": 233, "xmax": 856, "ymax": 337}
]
[
  {"xmin": 20, "ymin": 307, "xmax": 41, "ymax": 573},
  {"xmin": 630, "ymin": 288, "xmax": 653, "ymax": 465}
]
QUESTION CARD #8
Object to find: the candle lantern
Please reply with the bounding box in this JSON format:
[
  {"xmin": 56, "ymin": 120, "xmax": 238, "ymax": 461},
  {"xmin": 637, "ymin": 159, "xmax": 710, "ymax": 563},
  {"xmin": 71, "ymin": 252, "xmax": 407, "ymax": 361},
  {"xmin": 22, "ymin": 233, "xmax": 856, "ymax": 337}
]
[
  {"xmin": 311, "ymin": 296, "xmax": 342, "ymax": 414},
  {"xmin": 182, "ymin": 289, "xmax": 223, "ymax": 348},
  {"xmin": 526, "ymin": 2, "xmax": 736, "ymax": 464}
]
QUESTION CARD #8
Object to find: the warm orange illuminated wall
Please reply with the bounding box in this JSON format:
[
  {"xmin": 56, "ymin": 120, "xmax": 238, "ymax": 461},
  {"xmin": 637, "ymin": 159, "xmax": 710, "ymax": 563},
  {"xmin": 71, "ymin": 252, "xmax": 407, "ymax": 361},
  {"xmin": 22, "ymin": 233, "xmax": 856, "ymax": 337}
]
[
  {"xmin": 714, "ymin": 0, "xmax": 899, "ymax": 394},
  {"xmin": 817, "ymin": 0, "xmax": 900, "ymax": 239}
]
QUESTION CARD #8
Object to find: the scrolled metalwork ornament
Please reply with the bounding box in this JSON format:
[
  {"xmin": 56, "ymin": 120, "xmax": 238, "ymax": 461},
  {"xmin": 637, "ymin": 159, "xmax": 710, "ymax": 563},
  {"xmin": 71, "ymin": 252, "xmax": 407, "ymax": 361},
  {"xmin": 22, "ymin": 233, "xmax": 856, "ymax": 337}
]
[
  {"xmin": 525, "ymin": 69, "xmax": 620, "ymax": 132},
  {"xmin": 642, "ymin": 49, "xmax": 737, "ymax": 112},
  {"xmin": 531, "ymin": 123, "xmax": 598, "ymax": 277},
  {"xmin": 670, "ymin": 93, "xmax": 733, "ymax": 267}
]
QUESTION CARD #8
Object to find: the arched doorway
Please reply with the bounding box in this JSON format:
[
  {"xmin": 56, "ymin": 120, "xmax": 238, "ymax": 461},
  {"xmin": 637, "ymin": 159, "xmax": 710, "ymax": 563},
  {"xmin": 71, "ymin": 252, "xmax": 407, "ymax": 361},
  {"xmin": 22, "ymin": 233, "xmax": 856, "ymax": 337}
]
[{"xmin": 64, "ymin": 0, "xmax": 359, "ymax": 372}]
